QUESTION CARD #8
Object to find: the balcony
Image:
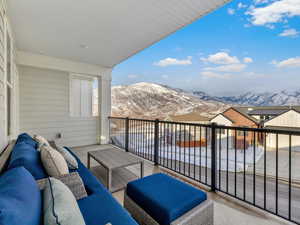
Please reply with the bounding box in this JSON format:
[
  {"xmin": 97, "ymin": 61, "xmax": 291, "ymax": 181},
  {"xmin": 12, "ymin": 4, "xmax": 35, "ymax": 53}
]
[
  {"xmin": 1, "ymin": 1, "xmax": 299, "ymax": 225},
  {"xmin": 107, "ymin": 117, "xmax": 300, "ymax": 225}
]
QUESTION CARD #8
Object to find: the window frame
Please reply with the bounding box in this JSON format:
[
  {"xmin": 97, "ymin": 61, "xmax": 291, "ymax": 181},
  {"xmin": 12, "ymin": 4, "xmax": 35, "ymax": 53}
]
[{"xmin": 69, "ymin": 74, "xmax": 96, "ymax": 118}]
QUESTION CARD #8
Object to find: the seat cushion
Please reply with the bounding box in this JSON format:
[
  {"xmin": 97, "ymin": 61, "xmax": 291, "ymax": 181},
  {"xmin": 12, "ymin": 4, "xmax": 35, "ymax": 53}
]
[
  {"xmin": 8, "ymin": 142, "xmax": 47, "ymax": 179},
  {"xmin": 78, "ymin": 193, "xmax": 138, "ymax": 225},
  {"xmin": 16, "ymin": 133, "xmax": 38, "ymax": 148},
  {"xmin": 0, "ymin": 167, "xmax": 42, "ymax": 225},
  {"xmin": 127, "ymin": 173, "xmax": 207, "ymax": 225},
  {"xmin": 43, "ymin": 177, "xmax": 86, "ymax": 225}
]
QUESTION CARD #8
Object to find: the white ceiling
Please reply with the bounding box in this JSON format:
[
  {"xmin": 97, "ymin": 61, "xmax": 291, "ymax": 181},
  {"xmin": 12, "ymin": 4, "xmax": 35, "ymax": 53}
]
[{"xmin": 7, "ymin": 0, "xmax": 229, "ymax": 68}]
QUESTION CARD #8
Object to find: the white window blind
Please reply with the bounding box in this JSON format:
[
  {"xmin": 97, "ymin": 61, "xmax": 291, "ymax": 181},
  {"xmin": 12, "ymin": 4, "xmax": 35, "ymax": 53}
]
[{"xmin": 70, "ymin": 74, "xmax": 94, "ymax": 117}]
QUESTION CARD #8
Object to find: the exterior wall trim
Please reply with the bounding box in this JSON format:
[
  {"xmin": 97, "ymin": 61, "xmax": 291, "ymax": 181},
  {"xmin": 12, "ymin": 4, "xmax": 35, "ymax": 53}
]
[{"xmin": 16, "ymin": 51, "xmax": 112, "ymax": 79}]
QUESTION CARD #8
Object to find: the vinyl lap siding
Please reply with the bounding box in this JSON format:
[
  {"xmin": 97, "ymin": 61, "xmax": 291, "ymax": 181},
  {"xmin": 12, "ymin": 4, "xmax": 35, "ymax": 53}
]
[{"xmin": 19, "ymin": 66, "xmax": 98, "ymax": 147}]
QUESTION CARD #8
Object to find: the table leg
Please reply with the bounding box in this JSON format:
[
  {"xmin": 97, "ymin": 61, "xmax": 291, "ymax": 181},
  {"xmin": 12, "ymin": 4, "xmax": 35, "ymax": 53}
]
[
  {"xmin": 87, "ymin": 154, "xmax": 90, "ymax": 169},
  {"xmin": 107, "ymin": 169, "xmax": 112, "ymax": 191},
  {"xmin": 141, "ymin": 161, "xmax": 144, "ymax": 178}
]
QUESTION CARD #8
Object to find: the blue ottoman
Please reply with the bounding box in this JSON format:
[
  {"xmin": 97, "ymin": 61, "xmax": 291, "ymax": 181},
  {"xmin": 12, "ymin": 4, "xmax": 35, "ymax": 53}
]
[{"xmin": 125, "ymin": 173, "xmax": 213, "ymax": 225}]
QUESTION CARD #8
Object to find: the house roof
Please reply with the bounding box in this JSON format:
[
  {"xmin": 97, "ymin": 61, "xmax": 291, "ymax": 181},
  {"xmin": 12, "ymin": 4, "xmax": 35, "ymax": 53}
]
[
  {"xmin": 263, "ymin": 109, "xmax": 300, "ymax": 124},
  {"xmin": 7, "ymin": 0, "xmax": 229, "ymax": 67},
  {"xmin": 248, "ymin": 109, "xmax": 288, "ymax": 116},
  {"xmin": 224, "ymin": 107, "xmax": 260, "ymax": 124},
  {"xmin": 169, "ymin": 112, "xmax": 210, "ymax": 122}
]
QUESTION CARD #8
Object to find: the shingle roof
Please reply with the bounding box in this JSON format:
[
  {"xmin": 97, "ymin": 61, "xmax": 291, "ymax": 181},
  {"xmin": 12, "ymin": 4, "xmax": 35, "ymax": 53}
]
[
  {"xmin": 248, "ymin": 109, "xmax": 288, "ymax": 116},
  {"xmin": 168, "ymin": 112, "xmax": 210, "ymax": 122}
]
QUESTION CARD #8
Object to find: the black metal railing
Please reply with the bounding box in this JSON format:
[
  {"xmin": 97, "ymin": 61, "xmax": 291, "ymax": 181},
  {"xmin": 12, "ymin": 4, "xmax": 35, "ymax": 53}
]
[{"xmin": 109, "ymin": 117, "xmax": 300, "ymax": 224}]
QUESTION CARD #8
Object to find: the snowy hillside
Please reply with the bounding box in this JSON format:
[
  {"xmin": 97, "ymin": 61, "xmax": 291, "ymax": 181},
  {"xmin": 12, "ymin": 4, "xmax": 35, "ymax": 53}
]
[
  {"xmin": 111, "ymin": 82, "xmax": 229, "ymax": 119},
  {"xmin": 213, "ymin": 90, "xmax": 300, "ymax": 106}
]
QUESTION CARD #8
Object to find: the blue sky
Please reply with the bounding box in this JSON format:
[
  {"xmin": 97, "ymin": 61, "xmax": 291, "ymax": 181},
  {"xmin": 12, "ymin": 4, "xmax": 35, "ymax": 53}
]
[{"xmin": 112, "ymin": 0, "xmax": 300, "ymax": 96}]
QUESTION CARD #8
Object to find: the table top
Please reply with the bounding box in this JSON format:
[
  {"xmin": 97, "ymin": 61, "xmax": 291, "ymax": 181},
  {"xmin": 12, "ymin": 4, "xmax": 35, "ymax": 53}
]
[{"xmin": 88, "ymin": 148, "xmax": 143, "ymax": 170}]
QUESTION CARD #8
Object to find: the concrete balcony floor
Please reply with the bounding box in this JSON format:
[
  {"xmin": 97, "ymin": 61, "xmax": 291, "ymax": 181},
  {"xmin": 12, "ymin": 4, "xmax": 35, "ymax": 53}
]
[{"xmin": 72, "ymin": 144, "xmax": 293, "ymax": 225}]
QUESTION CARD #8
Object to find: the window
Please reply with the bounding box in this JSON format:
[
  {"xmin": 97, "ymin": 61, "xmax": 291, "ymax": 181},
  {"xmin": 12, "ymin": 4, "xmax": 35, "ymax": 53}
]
[{"xmin": 70, "ymin": 74, "xmax": 98, "ymax": 117}]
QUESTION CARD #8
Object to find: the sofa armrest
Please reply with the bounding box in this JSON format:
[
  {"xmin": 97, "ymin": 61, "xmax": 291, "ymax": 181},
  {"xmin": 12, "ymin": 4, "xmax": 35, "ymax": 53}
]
[
  {"xmin": 0, "ymin": 141, "xmax": 16, "ymax": 174},
  {"xmin": 37, "ymin": 172, "xmax": 88, "ymax": 200}
]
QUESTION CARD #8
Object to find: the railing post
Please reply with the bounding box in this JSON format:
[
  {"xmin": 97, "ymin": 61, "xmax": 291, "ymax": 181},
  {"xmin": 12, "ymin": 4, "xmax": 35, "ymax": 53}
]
[
  {"xmin": 211, "ymin": 122, "xmax": 217, "ymax": 192},
  {"xmin": 125, "ymin": 117, "xmax": 129, "ymax": 152},
  {"xmin": 154, "ymin": 119, "xmax": 159, "ymax": 165}
]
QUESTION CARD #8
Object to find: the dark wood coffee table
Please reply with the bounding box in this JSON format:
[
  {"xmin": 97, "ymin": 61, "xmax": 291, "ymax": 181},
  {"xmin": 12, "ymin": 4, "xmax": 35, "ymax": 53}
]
[{"xmin": 88, "ymin": 148, "xmax": 144, "ymax": 192}]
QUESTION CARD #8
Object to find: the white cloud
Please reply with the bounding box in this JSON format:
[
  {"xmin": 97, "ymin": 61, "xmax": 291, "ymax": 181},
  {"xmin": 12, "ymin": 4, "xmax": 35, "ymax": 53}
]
[
  {"xmin": 243, "ymin": 57, "xmax": 253, "ymax": 63},
  {"xmin": 228, "ymin": 8, "xmax": 235, "ymax": 15},
  {"xmin": 254, "ymin": 0, "xmax": 270, "ymax": 5},
  {"xmin": 273, "ymin": 57, "xmax": 300, "ymax": 68},
  {"xmin": 200, "ymin": 71, "xmax": 229, "ymax": 79},
  {"xmin": 247, "ymin": 0, "xmax": 300, "ymax": 26},
  {"xmin": 238, "ymin": 2, "xmax": 247, "ymax": 9},
  {"xmin": 204, "ymin": 64, "xmax": 247, "ymax": 73},
  {"xmin": 279, "ymin": 28, "xmax": 299, "ymax": 37},
  {"xmin": 128, "ymin": 74, "xmax": 138, "ymax": 79},
  {"xmin": 154, "ymin": 56, "xmax": 192, "ymax": 67},
  {"xmin": 201, "ymin": 52, "xmax": 240, "ymax": 65}
]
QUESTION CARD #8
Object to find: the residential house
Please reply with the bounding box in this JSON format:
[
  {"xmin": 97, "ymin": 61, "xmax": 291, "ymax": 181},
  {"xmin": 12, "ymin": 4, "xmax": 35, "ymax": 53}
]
[
  {"xmin": 167, "ymin": 112, "xmax": 210, "ymax": 124},
  {"xmin": 211, "ymin": 107, "xmax": 261, "ymax": 149},
  {"xmin": 166, "ymin": 112, "xmax": 210, "ymax": 147},
  {"xmin": 264, "ymin": 109, "xmax": 300, "ymax": 149},
  {"xmin": 212, "ymin": 106, "xmax": 300, "ymax": 149}
]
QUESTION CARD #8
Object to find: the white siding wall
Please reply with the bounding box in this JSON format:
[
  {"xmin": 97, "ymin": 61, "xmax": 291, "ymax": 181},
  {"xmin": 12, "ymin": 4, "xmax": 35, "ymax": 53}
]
[
  {"xmin": 0, "ymin": 0, "xmax": 19, "ymax": 151},
  {"xmin": 265, "ymin": 110, "xmax": 300, "ymax": 149},
  {"xmin": 211, "ymin": 115, "xmax": 232, "ymax": 126},
  {"xmin": 211, "ymin": 114, "xmax": 233, "ymax": 138},
  {"xmin": 19, "ymin": 66, "xmax": 98, "ymax": 147}
]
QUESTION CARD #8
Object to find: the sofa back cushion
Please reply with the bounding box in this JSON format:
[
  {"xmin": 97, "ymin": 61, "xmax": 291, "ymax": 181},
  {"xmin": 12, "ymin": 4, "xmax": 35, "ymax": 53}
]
[
  {"xmin": 8, "ymin": 142, "xmax": 47, "ymax": 179},
  {"xmin": 0, "ymin": 167, "xmax": 42, "ymax": 225},
  {"xmin": 16, "ymin": 133, "xmax": 38, "ymax": 148},
  {"xmin": 43, "ymin": 177, "xmax": 86, "ymax": 225}
]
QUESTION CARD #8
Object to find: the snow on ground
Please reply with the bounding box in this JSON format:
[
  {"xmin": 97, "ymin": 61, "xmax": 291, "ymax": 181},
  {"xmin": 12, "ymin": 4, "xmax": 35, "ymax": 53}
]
[{"xmin": 112, "ymin": 134, "xmax": 264, "ymax": 172}]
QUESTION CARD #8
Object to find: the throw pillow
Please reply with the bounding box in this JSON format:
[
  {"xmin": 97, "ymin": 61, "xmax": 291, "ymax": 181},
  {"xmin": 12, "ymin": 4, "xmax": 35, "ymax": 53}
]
[
  {"xmin": 41, "ymin": 146, "xmax": 69, "ymax": 177},
  {"xmin": 43, "ymin": 177, "xmax": 86, "ymax": 225},
  {"xmin": 37, "ymin": 172, "xmax": 87, "ymax": 200},
  {"xmin": 56, "ymin": 146, "xmax": 78, "ymax": 169},
  {"xmin": 34, "ymin": 135, "xmax": 50, "ymax": 150}
]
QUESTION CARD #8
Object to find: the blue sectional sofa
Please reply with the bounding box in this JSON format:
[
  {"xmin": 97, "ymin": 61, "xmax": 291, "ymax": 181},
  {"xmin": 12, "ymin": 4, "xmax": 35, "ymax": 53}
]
[{"xmin": 0, "ymin": 133, "xmax": 138, "ymax": 225}]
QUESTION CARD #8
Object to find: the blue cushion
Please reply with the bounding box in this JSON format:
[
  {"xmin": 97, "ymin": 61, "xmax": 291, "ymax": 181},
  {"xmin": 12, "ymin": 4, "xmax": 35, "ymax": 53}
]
[
  {"xmin": 78, "ymin": 193, "xmax": 138, "ymax": 225},
  {"xmin": 8, "ymin": 142, "xmax": 47, "ymax": 179},
  {"xmin": 66, "ymin": 147, "xmax": 107, "ymax": 194},
  {"xmin": 16, "ymin": 133, "xmax": 38, "ymax": 148},
  {"xmin": 64, "ymin": 147, "xmax": 138, "ymax": 225},
  {"xmin": 127, "ymin": 173, "xmax": 207, "ymax": 225},
  {"xmin": 0, "ymin": 167, "xmax": 42, "ymax": 225}
]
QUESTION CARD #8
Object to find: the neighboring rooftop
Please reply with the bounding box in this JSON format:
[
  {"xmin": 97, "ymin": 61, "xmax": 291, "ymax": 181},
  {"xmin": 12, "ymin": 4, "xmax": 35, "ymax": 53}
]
[{"xmin": 168, "ymin": 112, "xmax": 210, "ymax": 122}]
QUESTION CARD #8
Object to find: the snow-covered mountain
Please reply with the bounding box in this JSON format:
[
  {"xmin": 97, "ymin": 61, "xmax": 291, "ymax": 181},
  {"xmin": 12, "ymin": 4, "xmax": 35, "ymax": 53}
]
[
  {"xmin": 111, "ymin": 82, "xmax": 229, "ymax": 119},
  {"xmin": 213, "ymin": 91, "xmax": 300, "ymax": 106}
]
